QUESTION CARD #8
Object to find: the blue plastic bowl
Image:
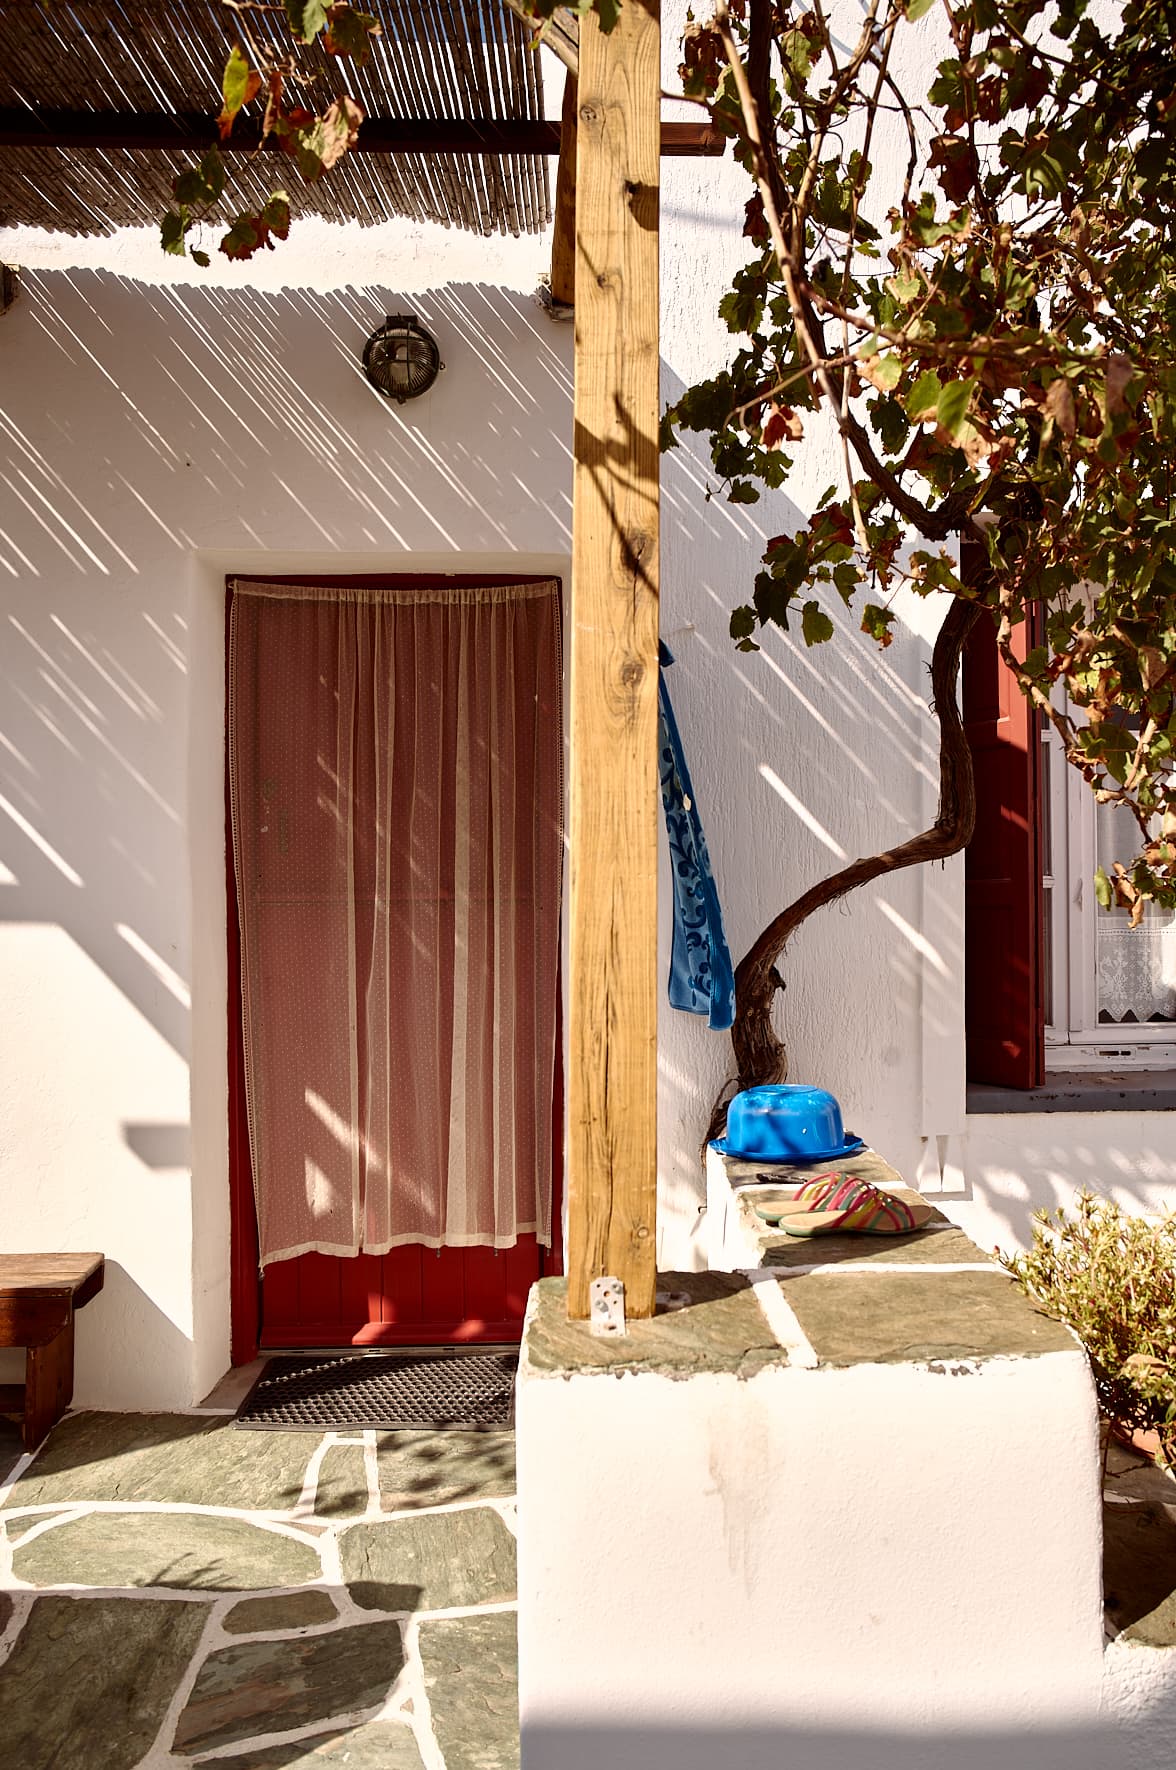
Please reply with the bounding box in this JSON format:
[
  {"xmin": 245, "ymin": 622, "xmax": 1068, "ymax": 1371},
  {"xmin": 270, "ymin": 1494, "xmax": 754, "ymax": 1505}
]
[{"xmin": 719, "ymin": 1084, "xmax": 863, "ymax": 1163}]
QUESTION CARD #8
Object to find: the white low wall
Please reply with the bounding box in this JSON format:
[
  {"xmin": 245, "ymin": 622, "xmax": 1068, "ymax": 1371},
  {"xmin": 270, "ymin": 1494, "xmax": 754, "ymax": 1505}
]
[
  {"xmin": 1104, "ymin": 1637, "xmax": 1176, "ymax": 1770},
  {"xmin": 683, "ymin": 1154, "xmax": 1176, "ymax": 1766},
  {"xmin": 516, "ymin": 1267, "xmax": 1110, "ymax": 1770}
]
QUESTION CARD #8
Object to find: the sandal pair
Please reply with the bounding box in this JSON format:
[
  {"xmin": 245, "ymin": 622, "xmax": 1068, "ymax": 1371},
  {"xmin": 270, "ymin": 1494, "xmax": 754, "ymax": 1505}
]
[{"xmin": 754, "ymin": 1172, "xmax": 933, "ymax": 1238}]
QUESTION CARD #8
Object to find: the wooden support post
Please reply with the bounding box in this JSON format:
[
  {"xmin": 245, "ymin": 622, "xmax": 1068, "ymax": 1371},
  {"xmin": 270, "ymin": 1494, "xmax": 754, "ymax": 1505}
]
[
  {"xmin": 549, "ymin": 75, "xmax": 578, "ymax": 307},
  {"xmin": 566, "ymin": 1, "xmax": 661, "ymax": 1320}
]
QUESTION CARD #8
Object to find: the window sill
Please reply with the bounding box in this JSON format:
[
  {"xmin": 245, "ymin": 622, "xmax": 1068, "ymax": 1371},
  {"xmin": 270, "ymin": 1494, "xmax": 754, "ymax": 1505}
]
[{"xmin": 967, "ymin": 1071, "xmax": 1176, "ymax": 1115}]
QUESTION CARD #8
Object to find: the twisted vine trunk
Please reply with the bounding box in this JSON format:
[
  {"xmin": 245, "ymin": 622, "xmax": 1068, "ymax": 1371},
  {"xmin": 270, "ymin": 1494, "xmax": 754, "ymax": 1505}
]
[{"xmin": 705, "ymin": 594, "xmax": 982, "ymax": 1147}]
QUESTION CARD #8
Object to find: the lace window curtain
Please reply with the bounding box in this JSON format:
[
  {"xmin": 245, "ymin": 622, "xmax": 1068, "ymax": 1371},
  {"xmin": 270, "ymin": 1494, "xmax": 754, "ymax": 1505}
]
[
  {"xmin": 1096, "ymin": 795, "xmax": 1176, "ymax": 1023},
  {"xmin": 228, "ymin": 577, "xmax": 562, "ymax": 1266}
]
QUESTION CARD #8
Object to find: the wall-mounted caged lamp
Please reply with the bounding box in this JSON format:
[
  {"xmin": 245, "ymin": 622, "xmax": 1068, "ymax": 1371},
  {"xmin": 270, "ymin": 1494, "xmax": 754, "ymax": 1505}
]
[{"xmin": 362, "ymin": 314, "xmax": 443, "ymax": 404}]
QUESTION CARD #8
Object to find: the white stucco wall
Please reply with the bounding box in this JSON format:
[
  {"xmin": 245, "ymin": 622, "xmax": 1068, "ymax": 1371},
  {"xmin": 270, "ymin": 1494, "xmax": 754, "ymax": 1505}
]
[
  {"xmin": 0, "ymin": 254, "xmax": 581, "ymax": 1403},
  {"xmin": 516, "ymin": 1321, "xmax": 1113, "ymax": 1769},
  {"xmin": 1, "ymin": 18, "xmax": 1173, "ymax": 1405}
]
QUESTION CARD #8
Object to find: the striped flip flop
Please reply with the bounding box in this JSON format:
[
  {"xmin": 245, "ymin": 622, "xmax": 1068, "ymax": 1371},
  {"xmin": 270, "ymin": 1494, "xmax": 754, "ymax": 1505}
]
[
  {"xmin": 753, "ymin": 1172, "xmax": 855, "ymax": 1224},
  {"xmin": 779, "ymin": 1175, "xmax": 934, "ymax": 1238}
]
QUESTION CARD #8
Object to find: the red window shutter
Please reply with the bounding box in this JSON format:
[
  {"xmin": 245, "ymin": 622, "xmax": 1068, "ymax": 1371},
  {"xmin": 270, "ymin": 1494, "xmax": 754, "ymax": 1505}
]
[{"xmin": 963, "ymin": 605, "xmax": 1045, "ymax": 1088}]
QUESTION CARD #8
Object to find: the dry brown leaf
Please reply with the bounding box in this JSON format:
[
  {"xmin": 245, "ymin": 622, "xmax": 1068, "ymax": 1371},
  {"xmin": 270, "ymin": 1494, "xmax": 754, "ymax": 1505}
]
[
  {"xmin": 1106, "ymin": 353, "xmax": 1134, "ymax": 416},
  {"xmin": 1045, "ymin": 378, "xmax": 1077, "ymax": 439}
]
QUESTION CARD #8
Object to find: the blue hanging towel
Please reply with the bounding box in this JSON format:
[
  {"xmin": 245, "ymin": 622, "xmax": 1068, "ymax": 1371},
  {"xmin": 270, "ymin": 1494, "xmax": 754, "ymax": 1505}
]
[{"xmin": 658, "ymin": 642, "xmax": 736, "ymax": 1030}]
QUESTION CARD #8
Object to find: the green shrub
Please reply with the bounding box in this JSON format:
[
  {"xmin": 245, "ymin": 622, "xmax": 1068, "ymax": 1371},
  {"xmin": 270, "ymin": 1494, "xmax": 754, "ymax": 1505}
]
[{"xmin": 1001, "ymin": 1191, "xmax": 1176, "ymax": 1467}]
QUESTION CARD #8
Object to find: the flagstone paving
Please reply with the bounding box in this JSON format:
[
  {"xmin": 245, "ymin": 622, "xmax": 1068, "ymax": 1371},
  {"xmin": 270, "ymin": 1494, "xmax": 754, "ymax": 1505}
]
[
  {"xmin": 2, "ymin": 1411, "xmax": 313, "ymax": 1510},
  {"xmin": 224, "ymin": 1589, "xmax": 341, "ymax": 1635},
  {"xmin": 376, "ymin": 1431, "xmax": 516, "ymax": 1511},
  {"xmin": 342, "ymin": 1509, "xmax": 517, "ymax": 1612},
  {"xmin": 174, "ymin": 1619, "xmax": 408, "ymax": 1754},
  {"xmin": 419, "ymin": 1612, "xmax": 522, "ymax": 1770},
  {"xmin": 0, "ymin": 1408, "xmax": 520, "ymax": 1769},
  {"xmin": 0, "ymin": 1595, "xmax": 210, "ymax": 1770},
  {"xmin": 224, "ymin": 1720, "xmax": 427, "ymax": 1766},
  {"xmin": 12, "ymin": 1509, "xmax": 323, "ymax": 1592}
]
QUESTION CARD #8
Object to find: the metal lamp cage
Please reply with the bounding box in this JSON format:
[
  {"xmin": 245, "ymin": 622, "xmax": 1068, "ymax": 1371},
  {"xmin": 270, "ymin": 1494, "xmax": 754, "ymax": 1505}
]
[{"xmin": 362, "ymin": 315, "xmax": 443, "ymax": 404}]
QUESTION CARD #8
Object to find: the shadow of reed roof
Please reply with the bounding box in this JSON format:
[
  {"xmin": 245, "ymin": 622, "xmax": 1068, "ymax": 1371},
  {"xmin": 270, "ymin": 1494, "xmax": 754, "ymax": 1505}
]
[{"xmin": 0, "ymin": 0, "xmax": 553, "ymax": 237}]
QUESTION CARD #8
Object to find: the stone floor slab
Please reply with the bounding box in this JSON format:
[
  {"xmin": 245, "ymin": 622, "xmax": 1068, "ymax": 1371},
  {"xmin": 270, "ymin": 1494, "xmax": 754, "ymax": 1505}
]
[
  {"xmin": 525, "ymin": 1274, "xmax": 784, "ymax": 1378},
  {"xmin": 418, "ymin": 1610, "xmax": 520, "ymax": 1770},
  {"xmin": 2, "ymin": 1413, "xmax": 317, "ymax": 1511},
  {"xmin": 2, "ymin": 1511, "xmax": 54, "ymax": 1544},
  {"xmin": 1105, "ymin": 1439, "xmax": 1176, "ymax": 1506},
  {"xmin": 224, "ymin": 1590, "xmax": 340, "ymax": 1634},
  {"xmin": 780, "ymin": 1269, "xmax": 1078, "ymax": 1364},
  {"xmin": 315, "ymin": 1444, "xmax": 369, "ymax": 1518},
  {"xmin": 214, "ymin": 1720, "xmax": 426, "ymax": 1766},
  {"xmin": 342, "ymin": 1507, "xmax": 516, "ymax": 1612},
  {"xmin": 13, "ymin": 1509, "xmax": 321, "ymax": 1592},
  {"xmin": 1104, "ymin": 1499, "xmax": 1176, "ymax": 1646},
  {"xmin": 377, "ymin": 1431, "xmax": 515, "ymax": 1512},
  {"xmin": 0, "ymin": 1595, "xmax": 208, "ymax": 1770},
  {"xmin": 174, "ymin": 1619, "xmax": 405, "ymax": 1754}
]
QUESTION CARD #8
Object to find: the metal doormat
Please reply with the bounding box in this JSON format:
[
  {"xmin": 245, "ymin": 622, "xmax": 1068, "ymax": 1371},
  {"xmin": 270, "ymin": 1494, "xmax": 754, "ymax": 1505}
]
[{"xmin": 234, "ymin": 1348, "xmax": 518, "ymax": 1432}]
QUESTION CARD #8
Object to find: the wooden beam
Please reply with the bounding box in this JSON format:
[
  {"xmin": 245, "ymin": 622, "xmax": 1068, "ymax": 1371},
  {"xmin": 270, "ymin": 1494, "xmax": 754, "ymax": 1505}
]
[
  {"xmin": 0, "ymin": 111, "xmax": 721, "ymax": 157},
  {"xmin": 566, "ymin": 1, "xmax": 660, "ymax": 1321},
  {"xmin": 549, "ymin": 76, "xmax": 578, "ymax": 308}
]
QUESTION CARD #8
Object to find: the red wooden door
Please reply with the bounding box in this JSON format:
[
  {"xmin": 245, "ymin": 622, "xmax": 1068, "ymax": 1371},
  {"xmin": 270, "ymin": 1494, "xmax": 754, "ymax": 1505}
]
[
  {"xmin": 231, "ymin": 970, "xmax": 562, "ymax": 1353},
  {"xmin": 225, "ymin": 581, "xmax": 563, "ymax": 1360},
  {"xmin": 229, "ymin": 864, "xmax": 560, "ymax": 1355},
  {"xmin": 255, "ymin": 1240, "xmax": 552, "ymax": 1350}
]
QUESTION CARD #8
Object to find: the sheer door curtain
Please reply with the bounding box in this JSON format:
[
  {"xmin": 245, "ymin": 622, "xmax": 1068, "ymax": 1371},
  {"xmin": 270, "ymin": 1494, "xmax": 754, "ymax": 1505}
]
[
  {"xmin": 228, "ymin": 578, "xmax": 562, "ymax": 1267},
  {"xmin": 1096, "ymin": 794, "xmax": 1176, "ymax": 1024}
]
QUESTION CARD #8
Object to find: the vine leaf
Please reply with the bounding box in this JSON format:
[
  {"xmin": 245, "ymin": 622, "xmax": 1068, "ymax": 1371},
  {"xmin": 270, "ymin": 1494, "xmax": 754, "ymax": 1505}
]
[
  {"xmin": 324, "ymin": 5, "xmax": 382, "ymax": 61},
  {"xmin": 905, "ymin": 369, "xmax": 943, "ymax": 423},
  {"xmin": 935, "ymin": 377, "xmax": 977, "ymax": 444},
  {"xmin": 861, "ymin": 603, "xmax": 897, "ymax": 647},
  {"xmin": 218, "ymin": 47, "xmax": 261, "ymax": 142},
  {"xmin": 801, "ymin": 601, "xmax": 835, "ymax": 646},
  {"xmin": 285, "ymin": 0, "xmax": 330, "ymax": 44},
  {"xmin": 277, "ymin": 97, "xmax": 364, "ymax": 180},
  {"xmin": 219, "ymin": 192, "xmax": 292, "ymax": 260}
]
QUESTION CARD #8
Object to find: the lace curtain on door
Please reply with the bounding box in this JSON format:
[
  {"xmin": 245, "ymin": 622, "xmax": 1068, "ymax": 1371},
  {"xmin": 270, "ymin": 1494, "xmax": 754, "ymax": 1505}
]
[
  {"xmin": 228, "ymin": 578, "xmax": 562, "ymax": 1266},
  {"xmin": 1097, "ymin": 795, "xmax": 1176, "ymax": 1023}
]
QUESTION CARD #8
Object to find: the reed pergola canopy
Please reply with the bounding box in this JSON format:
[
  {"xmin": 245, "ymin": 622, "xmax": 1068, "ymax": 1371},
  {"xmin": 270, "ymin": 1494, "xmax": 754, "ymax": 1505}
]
[{"xmin": 0, "ymin": 0, "xmax": 558, "ymax": 237}]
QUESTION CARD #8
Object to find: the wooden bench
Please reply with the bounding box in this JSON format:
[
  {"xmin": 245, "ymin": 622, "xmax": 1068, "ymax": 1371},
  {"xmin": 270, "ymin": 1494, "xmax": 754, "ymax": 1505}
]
[{"xmin": 0, "ymin": 1254, "xmax": 105, "ymax": 1451}]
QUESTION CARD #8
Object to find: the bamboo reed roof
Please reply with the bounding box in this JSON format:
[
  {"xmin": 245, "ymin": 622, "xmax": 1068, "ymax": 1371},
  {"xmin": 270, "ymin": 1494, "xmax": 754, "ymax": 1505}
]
[{"xmin": 0, "ymin": 0, "xmax": 552, "ymax": 237}]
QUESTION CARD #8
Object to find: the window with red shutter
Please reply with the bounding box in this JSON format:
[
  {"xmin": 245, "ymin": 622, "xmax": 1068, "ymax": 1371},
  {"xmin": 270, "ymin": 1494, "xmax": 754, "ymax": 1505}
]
[{"xmin": 963, "ymin": 609, "xmax": 1046, "ymax": 1089}]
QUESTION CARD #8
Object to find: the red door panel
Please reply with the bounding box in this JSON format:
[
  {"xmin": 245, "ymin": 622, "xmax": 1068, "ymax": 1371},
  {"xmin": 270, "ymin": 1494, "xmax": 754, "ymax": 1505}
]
[
  {"xmin": 225, "ymin": 579, "xmax": 563, "ymax": 1357},
  {"xmin": 256, "ymin": 1241, "xmax": 546, "ymax": 1348},
  {"xmin": 228, "ymin": 918, "xmax": 560, "ymax": 1350}
]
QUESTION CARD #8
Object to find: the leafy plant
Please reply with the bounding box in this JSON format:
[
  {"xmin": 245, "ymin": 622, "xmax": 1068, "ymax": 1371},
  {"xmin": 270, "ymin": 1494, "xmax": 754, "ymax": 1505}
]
[
  {"xmin": 1002, "ymin": 1191, "xmax": 1176, "ymax": 1467},
  {"xmin": 650, "ymin": 0, "xmax": 1176, "ymax": 1116},
  {"xmin": 159, "ymin": 1, "xmax": 380, "ymax": 264}
]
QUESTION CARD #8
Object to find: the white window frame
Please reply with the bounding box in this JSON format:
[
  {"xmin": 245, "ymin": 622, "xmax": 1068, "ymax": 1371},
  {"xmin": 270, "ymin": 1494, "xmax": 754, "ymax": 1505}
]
[{"xmin": 1044, "ymin": 718, "xmax": 1176, "ymax": 1071}]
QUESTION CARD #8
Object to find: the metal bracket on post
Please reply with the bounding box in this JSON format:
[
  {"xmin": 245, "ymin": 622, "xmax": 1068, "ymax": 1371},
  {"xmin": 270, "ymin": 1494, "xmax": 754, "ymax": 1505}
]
[{"xmin": 589, "ymin": 1275, "xmax": 626, "ymax": 1337}]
